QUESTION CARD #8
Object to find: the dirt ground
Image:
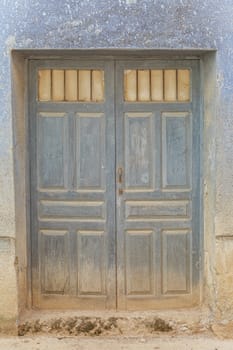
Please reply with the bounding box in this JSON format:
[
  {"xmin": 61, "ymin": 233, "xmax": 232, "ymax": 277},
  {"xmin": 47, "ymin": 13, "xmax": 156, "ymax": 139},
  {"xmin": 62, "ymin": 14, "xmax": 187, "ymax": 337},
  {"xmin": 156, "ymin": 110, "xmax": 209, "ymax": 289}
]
[
  {"xmin": 2, "ymin": 309, "xmax": 233, "ymax": 349},
  {"xmin": 0, "ymin": 334, "xmax": 233, "ymax": 350}
]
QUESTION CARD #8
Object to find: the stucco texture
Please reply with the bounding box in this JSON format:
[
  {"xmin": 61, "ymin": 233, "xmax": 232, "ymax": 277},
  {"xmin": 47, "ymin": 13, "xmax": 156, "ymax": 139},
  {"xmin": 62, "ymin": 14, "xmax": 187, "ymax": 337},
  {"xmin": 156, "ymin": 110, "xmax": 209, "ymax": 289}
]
[{"xmin": 0, "ymin": 0, "xmax": 233, "ymax": 326}]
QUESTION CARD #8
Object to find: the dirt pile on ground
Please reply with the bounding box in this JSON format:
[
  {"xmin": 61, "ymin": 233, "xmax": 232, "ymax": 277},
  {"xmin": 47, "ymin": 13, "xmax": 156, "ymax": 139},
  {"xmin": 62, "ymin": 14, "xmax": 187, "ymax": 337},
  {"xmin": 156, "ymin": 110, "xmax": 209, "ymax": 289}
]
[
  {"xmin": 18, "ymin": 315, "xmax": 210, "ymax": 337},
  {"xmin": 18, "ymin": 316, "xmax": 174, "ymax": 336}
]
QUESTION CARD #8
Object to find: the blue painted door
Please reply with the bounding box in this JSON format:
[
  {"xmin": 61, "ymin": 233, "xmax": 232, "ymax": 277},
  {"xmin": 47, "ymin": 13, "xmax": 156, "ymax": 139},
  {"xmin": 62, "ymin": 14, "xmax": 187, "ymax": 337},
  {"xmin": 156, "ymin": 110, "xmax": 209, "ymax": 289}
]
[
  {"xmin": 29, "ymin": 58, "xmax": 201, "ymax": 310},
  {"xmin": 116, "ymin": 60, "xmax": 201, "ymax": 309}
]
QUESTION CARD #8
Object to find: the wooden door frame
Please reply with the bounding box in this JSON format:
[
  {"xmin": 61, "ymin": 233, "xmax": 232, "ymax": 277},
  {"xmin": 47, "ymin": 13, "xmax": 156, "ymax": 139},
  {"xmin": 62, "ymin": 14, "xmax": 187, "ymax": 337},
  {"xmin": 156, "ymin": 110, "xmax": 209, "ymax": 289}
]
[{"xmin": 11, "ymin": 50, "xmax": 216, "ymax": 313}]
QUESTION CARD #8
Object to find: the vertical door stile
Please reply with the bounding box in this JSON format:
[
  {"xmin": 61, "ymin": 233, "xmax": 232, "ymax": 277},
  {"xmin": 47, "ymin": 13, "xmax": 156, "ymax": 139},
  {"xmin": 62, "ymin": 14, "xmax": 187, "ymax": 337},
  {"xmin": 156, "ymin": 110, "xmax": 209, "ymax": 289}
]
[
  {"xmin": 190, "ymin": 62, "xmax": 201, "ymax": 292},
  {"xmin": 115, "ymin": 61, "xmax": 126, "ymax": 309},
  {"xmin": 105, "ymin": 60, "xmax": 116, "ymax": 308},
  {"xmin": 29, "ymin": 60, "xmax": 40, "ymax": 306}
]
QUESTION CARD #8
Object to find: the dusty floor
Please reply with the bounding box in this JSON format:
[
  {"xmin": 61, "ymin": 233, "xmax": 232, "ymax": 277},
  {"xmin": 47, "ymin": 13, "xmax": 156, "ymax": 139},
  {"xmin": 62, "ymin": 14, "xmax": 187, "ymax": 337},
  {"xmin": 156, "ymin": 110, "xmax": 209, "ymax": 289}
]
[
  {"xmin": 2, "ymin": 309, "xmax": 232, "ymax": 349},
  {"xmin": 0, "ymin": 334, "xmax": 233, "ymax": 350},
  {"xmin": 17, "ymin": 308, "xmax": 212, "ymax": 337}
]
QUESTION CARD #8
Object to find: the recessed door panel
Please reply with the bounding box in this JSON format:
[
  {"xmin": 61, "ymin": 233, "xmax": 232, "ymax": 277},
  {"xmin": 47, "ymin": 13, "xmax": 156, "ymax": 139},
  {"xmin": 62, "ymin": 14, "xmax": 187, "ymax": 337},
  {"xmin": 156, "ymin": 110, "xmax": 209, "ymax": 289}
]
[
  {"xmin": 162, "ymin": 112, "xmax": 191, "ymax": 189},
  {"xmin": 125, "ymin": 230, "xmax": 154, "ymax": 295},
  {"xmin": 124, "ymin": 112, "xmax": 154, "ymax": 190},
  {"xmin": 37, "ymin": 113, "xmax": 69, "ymax": 189},
  {"xmin": 161, "ymin": 229, "xmax": 191, "ymax": 295},
  {"xmin": 40, "ymin": 230, "xmax": 69, "ymax": 294},
  {"xmin": 76, "ymin": 113, "xmax": 105, "ymax": 190},
  {"xmin": 77, "ymin": 230, "xmax": 106, "ymax": 295}
]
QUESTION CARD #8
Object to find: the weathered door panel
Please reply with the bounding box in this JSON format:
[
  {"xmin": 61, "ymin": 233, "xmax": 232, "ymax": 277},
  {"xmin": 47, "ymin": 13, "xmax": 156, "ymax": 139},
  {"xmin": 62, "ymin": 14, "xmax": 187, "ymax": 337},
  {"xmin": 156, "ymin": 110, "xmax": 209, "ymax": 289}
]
[
  {"xmin": 29, "ymin": 60, "xmax": 116, "ymax": 309},
  {"xmin": 116, "ymin": 60, "xmax": 200, "ymax": 310}
]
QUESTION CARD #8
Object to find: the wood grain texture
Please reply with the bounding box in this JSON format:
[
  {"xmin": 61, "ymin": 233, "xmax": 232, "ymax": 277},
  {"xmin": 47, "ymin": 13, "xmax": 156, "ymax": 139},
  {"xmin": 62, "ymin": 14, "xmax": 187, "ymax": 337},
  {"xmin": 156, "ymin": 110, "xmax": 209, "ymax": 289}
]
[
  {"xmin": 124, "ymin": 70, "xmax": 137, "ymax": 101},
  {"xmin": 151, "ymin": 70, "xmax": 163, "ymax": 101},
  {"xmin": 138, "ymin": 70, "xmax": 150, "ymax": 101},
  {"xmin": 178, "ymin": 69, "xmax": 190, "ymax": 101},
  {"xmin": 92, "ymin": 70, "xmax": 104, "ymax": 102},
  {"xmin": 164, "ymin": 69, "xmax": 177, "ymax": 101},
  {"xmin": 78, "ymin": 70, "xmax": 91, "ymax": 101},
  {"xmin": 38, "ymin": 70, "xmax": 51, "ymax": 101},
  {"xmin": 65, "ymin": 70, "xmax": 78, "ymax": 101},
  {"xmin": 52, "ymin": 70, "xmax": 65, "ymax": 101}
]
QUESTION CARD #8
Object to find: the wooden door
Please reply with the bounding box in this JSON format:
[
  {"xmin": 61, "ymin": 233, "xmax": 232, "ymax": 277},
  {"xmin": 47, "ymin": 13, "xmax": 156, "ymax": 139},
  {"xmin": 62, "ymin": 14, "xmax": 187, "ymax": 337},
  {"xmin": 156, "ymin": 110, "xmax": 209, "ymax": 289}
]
[
  {"xmin": 29, "ymin": 60, "xmax": 116, "ymax": 309},
  {"xmin": 116, "ymin": 60, "xmax": 201, "ymax": 309},
  {"xmin": 29, "ymin": 58, "xmax": 201, "ymax": 310}
]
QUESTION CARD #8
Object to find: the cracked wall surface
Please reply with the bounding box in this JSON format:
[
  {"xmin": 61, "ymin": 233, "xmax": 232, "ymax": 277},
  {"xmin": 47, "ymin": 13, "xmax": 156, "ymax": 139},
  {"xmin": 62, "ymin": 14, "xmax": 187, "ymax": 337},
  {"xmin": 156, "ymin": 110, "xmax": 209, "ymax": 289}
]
[{"xmin": 0, "ymin": 0, "xmax": 233, "ymax": 329}]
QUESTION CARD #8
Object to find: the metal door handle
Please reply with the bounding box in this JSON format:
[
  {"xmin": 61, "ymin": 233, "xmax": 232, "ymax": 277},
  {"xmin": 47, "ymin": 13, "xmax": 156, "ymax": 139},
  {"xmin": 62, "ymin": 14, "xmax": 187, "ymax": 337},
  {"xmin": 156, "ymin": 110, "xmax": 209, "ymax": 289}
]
[{"xmin": 118, "ymin": 167, "xmax": 123, "ymax": 183}]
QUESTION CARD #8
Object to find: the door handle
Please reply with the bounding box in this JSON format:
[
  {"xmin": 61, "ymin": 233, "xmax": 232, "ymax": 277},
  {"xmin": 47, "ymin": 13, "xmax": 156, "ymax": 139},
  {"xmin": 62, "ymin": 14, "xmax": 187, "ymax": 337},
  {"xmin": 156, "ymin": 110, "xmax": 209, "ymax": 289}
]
[{"xmin": 118, "ymin": 167, "xmax": 123, "ymax": 183}]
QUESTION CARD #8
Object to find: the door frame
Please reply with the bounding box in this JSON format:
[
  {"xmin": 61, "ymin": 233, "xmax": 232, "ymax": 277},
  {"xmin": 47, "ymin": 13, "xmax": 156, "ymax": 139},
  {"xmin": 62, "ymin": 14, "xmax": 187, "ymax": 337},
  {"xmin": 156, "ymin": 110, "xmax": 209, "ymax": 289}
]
[{"xmin": 11, "ymin": 49, "xmax": 213, "ymax": 312}]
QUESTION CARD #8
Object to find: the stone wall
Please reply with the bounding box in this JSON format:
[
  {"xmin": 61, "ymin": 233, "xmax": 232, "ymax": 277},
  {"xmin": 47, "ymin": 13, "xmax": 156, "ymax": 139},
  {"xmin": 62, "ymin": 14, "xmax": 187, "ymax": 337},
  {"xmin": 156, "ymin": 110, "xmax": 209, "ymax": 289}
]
[{"xmin": 0, "ymin": 0, "xmax": 233, "ymax": 330}]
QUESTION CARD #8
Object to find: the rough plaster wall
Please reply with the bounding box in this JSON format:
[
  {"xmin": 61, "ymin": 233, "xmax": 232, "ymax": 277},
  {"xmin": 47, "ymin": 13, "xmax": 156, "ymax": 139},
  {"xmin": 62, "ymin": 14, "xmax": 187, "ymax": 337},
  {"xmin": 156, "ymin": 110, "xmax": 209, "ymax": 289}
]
[
  {"xmin": 215, "ymin": 239, "xmax": 233, "ymax": 314},
  {"xmin": 0, "ymin": 238, "xmax": 17, "ymax": 330},
  {"xmin": 213, "ymin": 8, "xmax": 233, "ymax": 315},
  {"xmin": 0, "ymin": 41, "xmax": 18, "ymax": 328},
  {"xmin": 0, "ymin": 0, "xmax": 233, "ymax": 320}
]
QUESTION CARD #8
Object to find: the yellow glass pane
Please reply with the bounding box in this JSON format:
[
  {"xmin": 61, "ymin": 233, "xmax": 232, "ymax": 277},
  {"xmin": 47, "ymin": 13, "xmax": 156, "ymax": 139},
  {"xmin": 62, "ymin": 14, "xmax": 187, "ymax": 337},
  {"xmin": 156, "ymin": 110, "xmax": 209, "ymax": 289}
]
[
  {"xmin": 138, "ymin": 70, "xmax": 150, "ymax": 101},
  {"xmin": 124, "ymin": 70, "xmax": 137, "ymax": 101},
  {"xmin": 92, "ymin": 70, "xmax": 104, "ymax": 102},
  {"xmin": 38, "ymin": 70, "xmax": 51, "ymax": 101},
  {"xmin": 177, "ymin": 69, "xmax": 190, "ymax": 101},
  {"xmin": 65, "ymin": 70, "xmax": 78, "ymax": 101},
  {"xmin": 52, "ymin": 70, "xmax": 65, "ymax": 101},
  {"xmin": 78, "ymin": 70, "xmax": 91, "ymax": 101},
  {"xmin": 164, "ymin": 70, "xmax": 176, "ymax": 101},
  {"xmin": 151, "ymin": 70, "xmax": 163, "ymax": 101}
]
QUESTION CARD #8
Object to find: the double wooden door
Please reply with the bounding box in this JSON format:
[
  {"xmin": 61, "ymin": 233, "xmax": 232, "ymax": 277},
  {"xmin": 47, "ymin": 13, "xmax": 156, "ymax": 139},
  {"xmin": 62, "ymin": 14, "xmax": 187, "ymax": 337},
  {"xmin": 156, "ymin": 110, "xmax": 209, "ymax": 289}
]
[{"xmin": 29, "ymin": 58, "xmax": 201, "ymax": 310}]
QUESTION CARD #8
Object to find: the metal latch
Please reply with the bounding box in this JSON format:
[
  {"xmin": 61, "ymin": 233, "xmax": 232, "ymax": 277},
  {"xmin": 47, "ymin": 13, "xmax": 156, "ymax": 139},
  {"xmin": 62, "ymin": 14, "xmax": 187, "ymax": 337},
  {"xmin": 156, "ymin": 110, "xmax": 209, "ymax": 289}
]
[{"xmin": 118, "ymin": 167, "xmax": 123, "ymax": 183}]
